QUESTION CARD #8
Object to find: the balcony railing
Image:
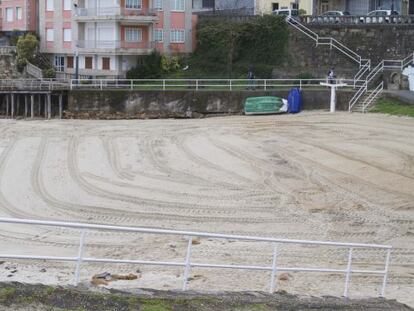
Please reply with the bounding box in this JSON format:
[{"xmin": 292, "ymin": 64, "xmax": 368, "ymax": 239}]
[
  {"xmin": 76, "ymin": 40, "xmax": 154, "ymax": 50},
  {"xmin": 74, "ymin": 6, "xmax": 157, "ymax": 17},
  {"xmin": 298, "ymin": 15, "xmax": 414, "ymax": 25}
]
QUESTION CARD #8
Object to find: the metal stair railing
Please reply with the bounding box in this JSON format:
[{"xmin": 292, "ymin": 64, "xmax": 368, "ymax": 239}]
[
  {"xmin": 362, "ymin": 81, "xmax": 384, "ymax": 113},
  {"xmin": 26, "ymin": 61, "xmax": 44, "ymax": 79}
]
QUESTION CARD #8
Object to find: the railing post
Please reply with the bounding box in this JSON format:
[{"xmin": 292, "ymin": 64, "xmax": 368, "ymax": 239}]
[
  {"xmin": 130, "ymin": 79, "xmax": 133, "ymax": 90},
  {"xmin": 101, "ymin": 80, "xmax": 103, "ymax": 90},
  {"xmin": 196, "ymin": 80, "xmax": 199, "ymax": 91},
  {"xmin": 163, "ymin": 79, "xmax": 166, "ymax": 91},
  {"xmin": 229, "ymin": 80, "xmax": 232, "ymax": 91},
  {"xmin": 343, "ymin": 247, "xmax": 353, "ymax": 298},
  {"xmin": 182, "ymin": 236, "xmax": 193, "ymax": 291},
  {"xmin": 380, "ymin": 248, "xmax": 391, "ymax": 297},
  {"xmin": 74, "ymin": 229, "xmax": 87, "ymax": 286},
  {"xmin": 299, "ymin": 80, "xmax": 302, "ymax": 90},
  {"xmin": 264, "ymin": 79, "xmax": 267, "ymax": 91},
  {"xmin": 269, "ymin": 243, "xmax": 278, "ymax": 293}
]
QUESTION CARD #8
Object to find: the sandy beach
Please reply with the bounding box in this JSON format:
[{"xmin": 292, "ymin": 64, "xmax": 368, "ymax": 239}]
[{"xmin": 0, "ymin": 112, "xmax": 412, "ymax": 306}]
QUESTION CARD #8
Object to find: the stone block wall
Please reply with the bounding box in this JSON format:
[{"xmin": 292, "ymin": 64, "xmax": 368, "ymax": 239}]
[{"xmin": 67, "ymin": 90, "xmax": 354, "ymax": 119}]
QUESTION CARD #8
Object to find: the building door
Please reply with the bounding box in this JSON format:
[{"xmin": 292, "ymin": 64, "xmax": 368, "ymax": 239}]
[
  {"xmin": 320, "ymin": 0, "xmax": 329, "ymax": 13},
  {"xmin": 85, "ymin": 57, "xmax": 93, "ymax": 69}
]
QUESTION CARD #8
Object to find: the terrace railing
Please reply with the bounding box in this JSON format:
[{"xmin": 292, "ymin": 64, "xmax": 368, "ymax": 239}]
[
  {"xmin": 69, "ymin": 78, "xmax": 359, "ymax": 91},
  {"xmin": 0, "ymin": 46, "xmax": 16, "ymax": 55},
  {"xmin": 0, "ymin": 217, "xmax": 392, "ymax": 298}
]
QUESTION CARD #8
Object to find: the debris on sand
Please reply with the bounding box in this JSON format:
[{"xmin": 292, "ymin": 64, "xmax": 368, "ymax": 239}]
[{"xmin": 91, "ymin": 272, "xmax": 139, "ymax": 286}]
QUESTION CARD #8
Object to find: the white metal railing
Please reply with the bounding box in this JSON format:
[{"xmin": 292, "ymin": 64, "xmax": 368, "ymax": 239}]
[
  {"xmin": 298, "ymin": 15, "xmax": 414, "ymax": 25},
  {"xmin": 0, "ymin": 46, "xmax": 17, "ymax": 55},
  {"xmin": 0, "ymin": 217, "xmax": 392, "ymax": 297},
  {"xmin": 69, "ymin": 78, "xmax": 359, "ymax": 91},
  {"xmin": 76, "ymin": 40, "xmax": 155, "ymax": 50},
  {"xmin": 74, "ymin": 6, "xmax": 157, "ymax": 17},
  {"xmin": 26, "ymin": 62, "xmax": 44, "ymax": 79},
  {"xmin": 362, "ymin": 81, "xmax": 384, "ymax": 113},
  {"xmin": 0, "ymin": 79, "xmax": 68, "ymax": 91},
  {"xmin": 286, "ymin": 17, "xmax": 364, "ymax": 67}
]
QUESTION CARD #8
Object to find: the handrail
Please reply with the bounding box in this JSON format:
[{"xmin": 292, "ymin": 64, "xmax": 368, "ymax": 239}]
[
  {"xmin": 0, "ymin": 217, "xmax": 392, "ymax": 297},
  {"xmin": 362, "ymin": 81, "xmax": 384, "ymax": 113}
]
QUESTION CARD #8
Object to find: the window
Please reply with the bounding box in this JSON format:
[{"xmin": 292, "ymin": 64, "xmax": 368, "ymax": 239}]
[
  {"xmin": 54, "ymin": 56, "xmax": 65, "ymax": 72},
  {"xmin": 102, "ymin": 57, "xmax": 110, "ymax": 70},
  {"xmin": 202, "ymin": 0, "xmax": 214, "ymax": 8},
  {"xmin": 170, "ymin": 29, "xmax": 185, "ymax": 43},
  {"xmin": 63, "ymin": 0, "xmax": 72, "ymax": 10},
  {"xmin": 272, "ymin": 3, "xmax": 279, "ymax": 11},
  {"xmin": 125, "ymin": 28, "xmax": 142, "ymax": 42},
  {"xmin": 85, "ymin": 57, "xmax": 93, "ymax": 69},
  {"xmin": 16, "ymin": 7, "xmax": 22, "ymax": 20},
  {"xmin": 67, "ymin": 56, "xmax": 74, "ymax": 69},
  {"xmin": 154, "ymin": 29, "xmax": 163, "ymax": 42},
  {"xmin": 46, "ymin": 29, "xmax": 54, "ymax": 41},
  {"xmin": 63, "ymin": 28, "xmax": 72, "ymax": 42},
  {"xmin": 290, "ymin": 2, "xmax": 298, "ymax": 9},
  {"xmin": 154, "ymin": 0, "xmax": 163, "ymax": 10},
  {"xmin": 171, "ymin": 0, "xmax": 184, "ymax": 11},
  {"xmin": 5, "ymin": 8, "xmax": 13, "ymax": 22},
  {"xmin": 126, "ymin": 0, "xmax": 142, "ymax": 9},
  {"xmin": 46, "ymin": 0, "xmax": 54, "ymax": 11}
]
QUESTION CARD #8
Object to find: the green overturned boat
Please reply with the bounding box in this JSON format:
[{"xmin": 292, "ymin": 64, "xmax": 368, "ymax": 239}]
[{"xmin": 244, "ymin": 96, "xmax": 288, "ymax": 115}]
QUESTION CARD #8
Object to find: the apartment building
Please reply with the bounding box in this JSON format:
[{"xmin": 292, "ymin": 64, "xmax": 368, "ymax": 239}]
[
  {"xmin": 39, "ymin": 0, "xmax": 195, "ymax": 78},
  {"xmin": 0, "ymin": 0, "xmax": 38, "ymax": 33}
]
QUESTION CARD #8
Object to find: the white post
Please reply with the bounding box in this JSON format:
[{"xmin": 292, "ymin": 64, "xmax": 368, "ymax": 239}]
[
  {"xmin": 343, "ymin": 247, "xmax": 353, "ymax": 298},
  {"xmin": 130, "ymin": 80, "xmax": 133, "ymax": 90},
  {"xmin": 229, "ymin": 80, "xmax": 232, "ymax": 91},
  {"xmin": 196, "ymin": 80, "xmax": 199, "ymax": 91},
  {"xmin": 264, "ymin": 79, "xmax": 267, "ymax": 91},
  {"xmin": 330, "ymin": 85, "xmax": 336, "ymax": 113},
  {"xmin": 163, "ymin": 79, "xmax": 166, "ymax": 91},
  {"xmin": 380, "ymin": 249, "xmax": 391, "ymax": 297},
  {"xmin": 299, "ymin": 80, "xmax": 302, "ymax": 90},
  {"xmin": 101, "ymin": 80, "xmax": 104, "ymax": 90},
  {"xmin": 269, "ymin": 243, "xmax": 278, "ymax": 293},
  {"xmin": 74, "ymin": 229, "xmax": 87, "ymax": 286},
  {"xmin": 182, "ymin": 236, "xmax": 193, "ymax": 291}
]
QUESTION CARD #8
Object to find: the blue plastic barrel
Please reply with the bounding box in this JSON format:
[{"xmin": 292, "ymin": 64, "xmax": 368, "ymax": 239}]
[{"xmin": 288, "ymin": 88, "xmax": 302, "ymax": 113}]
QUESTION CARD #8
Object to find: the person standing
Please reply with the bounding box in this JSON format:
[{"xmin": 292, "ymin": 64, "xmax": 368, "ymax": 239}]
[
  {"xmin": 247, "ymin": 67, "xmax": 255, "ymax": 90},
  {"xmin": 327, "ymin": 68, "xmax": 335, "ymax": 84}
]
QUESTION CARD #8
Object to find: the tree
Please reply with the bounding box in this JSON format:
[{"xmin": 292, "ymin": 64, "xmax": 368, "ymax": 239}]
[{"xmin": 16, "ymin": 34, "xmax": 39, "ymax": 70}]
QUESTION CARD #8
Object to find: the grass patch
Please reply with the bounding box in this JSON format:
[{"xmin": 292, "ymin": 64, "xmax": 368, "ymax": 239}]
[
  {"xmin": 0, "ymin": 287, "xmax": 16, "ymax": 303},
  {"xmin": 370, "ymin": 98, "xmax": 414, "ymax": 117},
  {"xmin": 141, "ymin": 298, "xmax": 173, "ymax": 311}
]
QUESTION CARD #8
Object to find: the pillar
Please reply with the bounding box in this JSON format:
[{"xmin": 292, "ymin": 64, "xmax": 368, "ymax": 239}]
[
  {"xmin": 47, "ymin": 94, "xmax": 52, "ymax": 119},
  {"xmin": 59, "ymin": 94, "xmax": 63, "ymax": 119},
  {"xmin": 31, "ymin": 94, "xmax": 34, "ymax": 119},
  {"xmin": 24, "ymin": 95, "xmax": 28, "ymax": 118},
  {"xmin": 5, "ymin": 95, "xmax": 9, "ymax": 117},
  {"xmin": 11, "ymin": 93, "xmax": 14, "ymax": 118},
  {"xmin": 38, "ymin": 94, "xmax": 41, "ymax": 116}
]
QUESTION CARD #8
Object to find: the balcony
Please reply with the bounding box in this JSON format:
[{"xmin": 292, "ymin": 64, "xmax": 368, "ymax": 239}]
[
  {"xmin": 76, "ymin": 40, "xmax": 155, "ymax": 55},
  {"xmin": 73, "ymin": 6, "xmax": 158, "ymax": 23}
]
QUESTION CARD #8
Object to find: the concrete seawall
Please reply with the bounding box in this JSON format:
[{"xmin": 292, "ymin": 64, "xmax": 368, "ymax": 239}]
[{"xmin": 67, "ymin": 90, "xmax": 354, "ymax": 119}]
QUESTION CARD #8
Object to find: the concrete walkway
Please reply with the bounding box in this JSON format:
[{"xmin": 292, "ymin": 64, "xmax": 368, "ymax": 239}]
[{"xmin": 385, "ymin": 90, "xmax": 414, "ymax": 104}]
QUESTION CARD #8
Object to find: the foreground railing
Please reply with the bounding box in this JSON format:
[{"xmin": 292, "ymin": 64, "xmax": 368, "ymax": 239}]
[
  {"xmin": 69, "ymin": 78, "xmax": 359, "ymax": 91},
  {"xmin": 0, "ymin": 217, "xmax": 391, "ymax": 297}
]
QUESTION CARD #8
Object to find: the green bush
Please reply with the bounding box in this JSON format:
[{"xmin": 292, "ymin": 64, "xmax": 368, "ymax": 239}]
[
  {"xmin": 16, "ymin": 33, "xmax": 39, "ymax": 71},
  {"xmin": 43, "ymin": 68, "xmax": 56, "ymax": 79},
  {"xmin": 127, "ymin": 51, "xmax": 163, "ymax": 79},
  {"xmin": 188, "ymin": 15, "xmax": 289, "ymax": 78}
]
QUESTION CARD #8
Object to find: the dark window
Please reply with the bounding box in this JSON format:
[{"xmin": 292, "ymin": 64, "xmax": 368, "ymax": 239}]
[
  {"xmin": 202, "ymin": 0, "xmax": 214, "ymax": 8},
  {"xmin": 67, "ymin": 56, "xmax": 74, "ymax": 69},
  {"xmin": 85, "ymin": 57, "xmax": 93, "ymax": 69},
  {"xmin": 272, "ymin": 3, "xmax": 279, "ymax": 10},
  {"xmin": 102, "ymin": 57, "xmax": 110, "ymax": 70}
]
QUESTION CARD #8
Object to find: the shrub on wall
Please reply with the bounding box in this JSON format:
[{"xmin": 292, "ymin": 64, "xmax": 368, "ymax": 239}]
[
  {"xmin": 189, "ymin": 15, "xmax": 289, "ymax": 78},
  {"xmin": 126, "ymin": 51, "xmax": 163, "ymax": 79}
]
